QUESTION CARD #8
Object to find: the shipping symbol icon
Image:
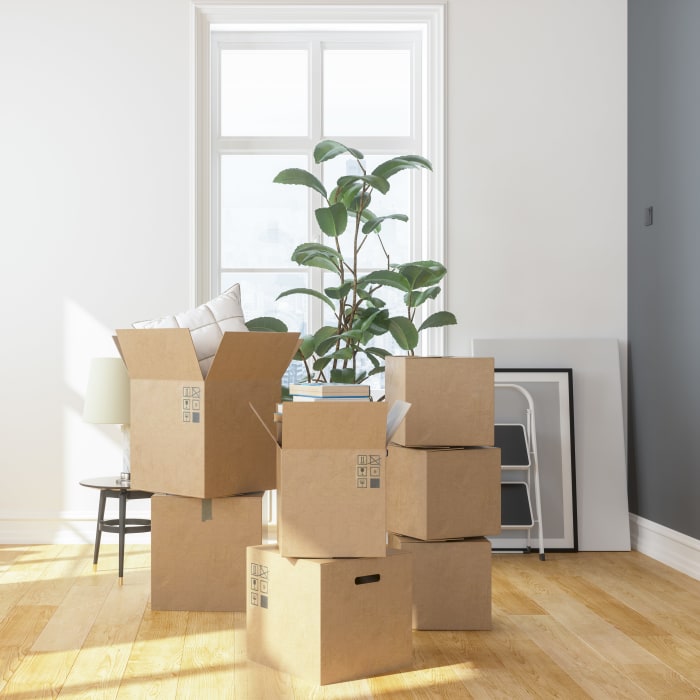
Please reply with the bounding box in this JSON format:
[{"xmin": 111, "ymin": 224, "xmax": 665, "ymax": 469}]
[{"xmin": 182, "ymin": 386, "xmax": 201, "ymax": 423}]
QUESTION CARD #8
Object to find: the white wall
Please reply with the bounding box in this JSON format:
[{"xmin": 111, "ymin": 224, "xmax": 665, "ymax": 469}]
[
  {"xmin": 0, "ymin": 0, "xmax": 627, "ymax": 543},
  {"xmin": 445, "ymin": 0, "xmax": 627, "ymax": 350}
]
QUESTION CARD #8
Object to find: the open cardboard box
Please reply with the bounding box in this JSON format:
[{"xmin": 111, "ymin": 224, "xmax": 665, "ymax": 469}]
[
  {"xmin": 252, "ymin": 400, "xmax": 410, "ymax": 558},
  {"xmin": 116, "ymin": 329, "xmax": 300, "ymax": 498},
  {"xmin": 151, "ymin": 492, "xmax": 263, "ymax": 612},
  {"xmin": 246, "ymin": 544, "xmax": 413, "ymax": 685}
]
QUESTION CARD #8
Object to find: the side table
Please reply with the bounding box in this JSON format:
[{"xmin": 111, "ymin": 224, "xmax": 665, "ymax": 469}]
[{"xmin": 80, "ymin": 476, "xmax": 153, "ymax": 585}]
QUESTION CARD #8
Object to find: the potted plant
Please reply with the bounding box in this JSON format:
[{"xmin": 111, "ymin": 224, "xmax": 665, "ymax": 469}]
[{"xmin": 246, "ymin": 139, "xmax": 456, "ymax": 385}]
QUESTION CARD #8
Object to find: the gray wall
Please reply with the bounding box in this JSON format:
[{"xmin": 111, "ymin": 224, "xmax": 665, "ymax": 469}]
[{"xmin": 628, "ymin": 0, "xmax": 700, "ymax": 539}]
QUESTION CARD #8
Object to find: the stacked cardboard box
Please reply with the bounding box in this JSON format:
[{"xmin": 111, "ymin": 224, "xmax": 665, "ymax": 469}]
[
  {"xmin": 385, "ymin": 356, "xmax": 500, "ymax": 630},
  {"xmin": 246, "ymin": 401, "xmax": 414, "ymax": 685},
  {"xmin": 116, "ymin": 329, "xmax": 300, "ymax": 612}
]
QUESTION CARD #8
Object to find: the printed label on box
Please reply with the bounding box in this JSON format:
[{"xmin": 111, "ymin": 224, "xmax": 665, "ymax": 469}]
[
  {"xmin": 357, "ymin": 455, "xmax": 381, "ymax": 488},
  {"xmin": 250, "ymin": 563, "xmax": 269, "ymax": 608},
  {"xmin": 182, "ymin": 387, "xmax": 202, "ymax": 423}
]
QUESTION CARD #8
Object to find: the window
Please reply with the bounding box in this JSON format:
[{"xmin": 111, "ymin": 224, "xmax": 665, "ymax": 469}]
[{"xmin": 193, "ymin": 4, "xmax": 445, "ymax": 374}]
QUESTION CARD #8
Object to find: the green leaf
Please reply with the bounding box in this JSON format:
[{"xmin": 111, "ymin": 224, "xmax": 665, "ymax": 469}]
[
  {"xmin": 314, "ymin": 140, "xmax": 364, "ymax": 163},
  {"xmin": 337, "ymin": 174, "xmax": 390, "ymax": 195},
  {"xmin": 313, "ymin": 325, "xmax": 338, "ymax": 344},
  {"xmin": 354, "ymin": 308, "xmax": 390, "ymax": 335},
  {"xmin": 276, "ymin": 287, "xmax": 336, "ymax": 311},
  {"xmin": 313, "ymin": 356, "xmax": 333, "ymax": 371},
  {"xmin": 291, "ymin": 242, "xmax": 342, "ymax": 273},
  {"xmin": 294, "ymin": 335, "xmax": 317, "ymax": 361},
  {"xmin": 315, "ymin": 203, "xmax": 348, "ymax": 237},
  {"xmin": 356, "ymin": 288, "xmax": 386, "ymax": 308},
  {"xmin": 371, "ymin": 155, "xmax": 432, "ymax": 180},
  {"xmin": 418, "ymin": 311, "xmax": 458, "ymax": 332},
  {"xmin": 367, "ymin": 365, "xmax": 386, "ymax": 378},
  {"xmin": 404, "ymin": 285, "xmax": 441, "ymax": 309},
  {"xmin": 364, "ymin": 346, "xmax": 393, "ymax": 359},
  {"xmin": 244, "ymin": 316, "xmax": 289, "ymax": 332},
  {"xmin": 335, "ymin": 181, "xmax": 364, "ymax": 208},
  {"xmin": 362, "ymin": 351, "xmax": 381, "ymax": 369},
  {"xmin": 395, "ymin": 260, "xmax": 446, "ymax": 289},
  {"xmin": 330, "ymin": 346, "xmax": 354, "ymax": 360},
  {"xmin": 325, "ymin": 280, "xmax": 353, "ymax": 299},
  {"xmin": 359, "ymin": 270, "xmax": 411, "ymax": 292},
  {"xmin": 388, "ymin": 317, "xmax": 419, "ymax": 351},
  {"xmin": 362, "ymin": 213, "xmax": 409, "ymax": 235},
  {"xmin": 273, "ymin": 168, "xmax": 327, "ymax": 199},
  {"xmin": 330, "ymin": 367, "xmax": 357, "ymax": 384},
  {"xmin": 313, "ymin": 326, "xmax": 343, "ymax": 356},
  {"xmin": 338, "ymin": 329, "xmax": 365, "ymax": 343}
]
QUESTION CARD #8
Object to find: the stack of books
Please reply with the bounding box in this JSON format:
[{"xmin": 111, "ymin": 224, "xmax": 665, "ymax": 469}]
[{"xmin": 289, "ymin": 382, "xmax": 371, "ymax": 402}]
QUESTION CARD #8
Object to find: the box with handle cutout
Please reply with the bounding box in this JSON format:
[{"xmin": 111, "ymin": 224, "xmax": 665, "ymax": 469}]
[{"xmin": 246, "ymin": 544, "xmax": 413, "ymax": 685}]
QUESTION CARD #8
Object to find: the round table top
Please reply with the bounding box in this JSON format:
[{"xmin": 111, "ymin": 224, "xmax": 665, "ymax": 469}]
[{"xmin": 79, "ymin": 476, "xmax": 138, "ymax": 491}]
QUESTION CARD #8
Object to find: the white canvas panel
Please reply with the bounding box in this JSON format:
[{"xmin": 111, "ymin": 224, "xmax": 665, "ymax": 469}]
[{"xmin": 472, "ymin": 338, "xmax": 630, "ymax": 551}]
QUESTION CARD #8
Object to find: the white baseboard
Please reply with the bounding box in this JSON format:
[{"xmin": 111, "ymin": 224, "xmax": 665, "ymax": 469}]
[
  {"xmin": 4, "ymin": 512, "xmax": 699, "ymax": 582},
  {"xmin": 630, "ymin": 513, "xmax": 700, "ymax": 581},
  {"xmin": 0, "ymin": 510, "xmax": 152, "ymax": 545}
]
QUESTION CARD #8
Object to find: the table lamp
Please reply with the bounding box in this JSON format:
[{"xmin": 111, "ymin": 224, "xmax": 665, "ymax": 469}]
[{"xmin": 83, "ymin": 357, "xmax": 131, "ymax": 485}]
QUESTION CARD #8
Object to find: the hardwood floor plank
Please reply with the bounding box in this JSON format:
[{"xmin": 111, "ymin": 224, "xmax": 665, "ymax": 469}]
[
  {"xmin": 510, "ymin": 613, "xmax": 654, "ymax": 699},
  {"xmin": 18, "ymin": 545, "xmax": 92, "ymax": 608},
  {"xmin": 0, "ymin": 648, "xmax": 80, "ymax": 699},
  {"xmin": 0, "ymin": 545, "xmax": 62, "ymax": 624},
  {"xmin": 117, "ymin": 606, "xmax": 188, "ymax": 699},
  {"xmin": 0, "ymin": 605, "xmax": 56, "ymax": 694},
  {"xmin": 0, "ymin": 546, "xmax": 698, "ymax": 698},
  {"xmin": 630, "ymin": 634, "xmax": 700, "ymax": 688},
  {"xmin": 175, "ymin": 611, "xmax": 237, "ymax": 698},
  {"xmin": 0, "ymin": 546, "xmax": 28, "ymax": 575},
  {"xmin": 576, "ymin": 552, "xmax": 700, "ymax": 639},
  {"xmin": 621, "ymin": 662, "xmax": 700, "ymax": 699},
  {"xmin": 31, "ymin": 570, "xmax": 115, "ymax": 653},
  {"xmin": 491, "ymin": 563, "xmax": 547, "ymax": 616},
  {"xmin": 56, "ymin": 567, "xmax": 151, "ymax": 699}
]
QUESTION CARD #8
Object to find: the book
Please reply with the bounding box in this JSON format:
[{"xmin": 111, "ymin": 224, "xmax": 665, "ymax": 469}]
[
  {"xmin": 292, "ymin": 395, "xmax": 371, "ymax": 402},
  {"xmin": 289, "ymin": 382, "xmax": 371, "ymax": 398}
]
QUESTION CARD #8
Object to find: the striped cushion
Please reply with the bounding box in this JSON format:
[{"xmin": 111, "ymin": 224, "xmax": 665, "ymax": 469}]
[{"xmin": 132, "ymin": 284, "xmax": 247, "ymax": 376}]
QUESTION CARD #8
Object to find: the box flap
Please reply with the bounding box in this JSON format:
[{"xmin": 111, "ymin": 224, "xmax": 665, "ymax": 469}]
[
  {"xmin": 250, "ymin": 402, "xmax": 281, "ymax": 447},
  {"xmin": 386, "ymin": 401, "xmax": 411, "ymax": 444},
  {"xmin": 282, "ymin": 402, "xmax": 387, "ymax": 449},
  {"xmin": 207, "ymin": 332, "xmax": 301, "ymax": 381},
  {"xmin": 116, "ymin": 328, "xmax": 202, "ymax": 380}
]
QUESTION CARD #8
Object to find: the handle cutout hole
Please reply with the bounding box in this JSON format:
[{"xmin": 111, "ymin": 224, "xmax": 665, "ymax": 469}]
[{"xmin": 355, "ymin": 574, "xmax": 380, "ymax": 585}]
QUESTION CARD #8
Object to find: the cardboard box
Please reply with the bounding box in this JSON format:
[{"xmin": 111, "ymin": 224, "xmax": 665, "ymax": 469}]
[
  {"xmin": 386, "ymin": 444, "xmax": 501, "ymax": 539},
  {"xmin": 385, "ymin": 356, "xmax": 495, "ymax": 447},
  {"xmin": 116, "ymin": 329, "xmax": 299, "ymax": 498},
  {"xmin": 255, "ymin": 401, "xmax": 403, "ymax": 558},
  {"xmin": 388, "ymin": 534, "xmax": 492, "ymax": 630},
  {"xmin": 246, "ymin": 545, "xmax": 413, "ymax": 685},
  {"xmin": 151, "ymin": 492, "xmax": 263, "ymax": 611}
]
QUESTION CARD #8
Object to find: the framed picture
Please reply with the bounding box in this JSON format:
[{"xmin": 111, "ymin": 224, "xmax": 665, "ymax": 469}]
[{"xmin": 491, "ymin": 368, "xmax": 577, "ymax": 552}]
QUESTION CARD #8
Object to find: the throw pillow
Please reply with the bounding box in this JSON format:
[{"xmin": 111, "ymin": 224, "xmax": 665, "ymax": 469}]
[{"xmin": 132, "ymin": 283, "xmax": 248, "ymax": 376}]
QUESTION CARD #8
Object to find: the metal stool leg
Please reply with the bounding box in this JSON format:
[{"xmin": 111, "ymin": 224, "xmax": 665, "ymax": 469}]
[
  {"xmin": 118, "ymin": 490, "xmax": 126, "ymax": 586},
  {"xmin": 93, "ymin": 489, "xmax": 108, "ymax": 572}
]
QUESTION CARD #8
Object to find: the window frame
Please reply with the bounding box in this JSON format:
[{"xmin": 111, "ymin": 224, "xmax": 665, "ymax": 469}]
[{"xmin": 191, "ymin": 1, "xmax": 446, "ymax": 354}]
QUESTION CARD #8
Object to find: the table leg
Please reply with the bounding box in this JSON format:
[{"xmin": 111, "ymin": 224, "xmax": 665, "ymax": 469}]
[
  {"xmin": 93, "ymin": 490, "xmax": 107, "ymax": 572},
  {"xmin": 118, "ymin": 490, "xmax": 126, "ymax": 585}
]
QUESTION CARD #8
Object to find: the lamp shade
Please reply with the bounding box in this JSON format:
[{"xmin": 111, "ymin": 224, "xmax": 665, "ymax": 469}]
[{"xmin": 83, "ymin": 357, "xmax": 130, "ymax": 425}]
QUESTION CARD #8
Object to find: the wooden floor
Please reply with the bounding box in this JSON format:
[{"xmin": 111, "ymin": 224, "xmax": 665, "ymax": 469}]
[{"xmin": 1, "ymin": 545, "xmax": 699, "ymax": 699}]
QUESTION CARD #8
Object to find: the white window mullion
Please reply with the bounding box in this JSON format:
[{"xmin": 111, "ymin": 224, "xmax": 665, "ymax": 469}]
[{"xmin": 309, "ymin": 38, "xmax": 325, "ymax": 340}]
